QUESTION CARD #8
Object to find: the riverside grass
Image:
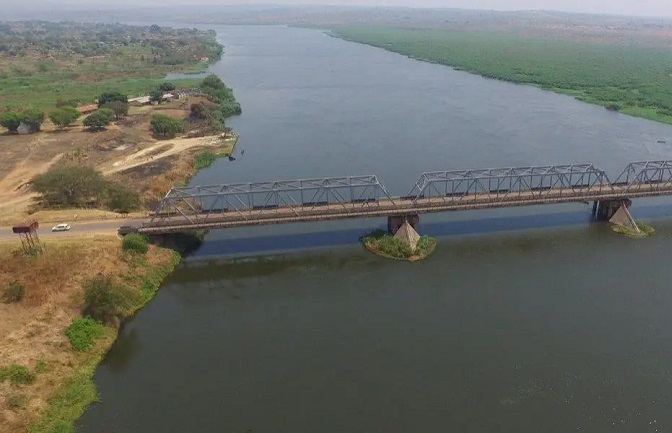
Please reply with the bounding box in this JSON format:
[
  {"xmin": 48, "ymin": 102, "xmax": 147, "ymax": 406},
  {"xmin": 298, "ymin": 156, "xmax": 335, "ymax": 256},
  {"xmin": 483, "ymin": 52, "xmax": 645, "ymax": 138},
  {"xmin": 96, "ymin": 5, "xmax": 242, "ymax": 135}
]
[
  {"xmin": 27, "ymin": 250, "xmax": 181, "ymax": 433},
  {"xmin": 331, "ymin": 27, "xmax": 672, "ymax": 125}
]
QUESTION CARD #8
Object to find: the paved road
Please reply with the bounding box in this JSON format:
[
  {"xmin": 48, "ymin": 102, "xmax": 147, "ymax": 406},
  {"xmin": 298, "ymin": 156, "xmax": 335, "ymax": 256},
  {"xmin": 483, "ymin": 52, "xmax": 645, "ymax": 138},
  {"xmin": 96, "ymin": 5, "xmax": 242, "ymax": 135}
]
[{"xmin": 0, "ymin": 220, "xmax": 144, "ymax": 241}]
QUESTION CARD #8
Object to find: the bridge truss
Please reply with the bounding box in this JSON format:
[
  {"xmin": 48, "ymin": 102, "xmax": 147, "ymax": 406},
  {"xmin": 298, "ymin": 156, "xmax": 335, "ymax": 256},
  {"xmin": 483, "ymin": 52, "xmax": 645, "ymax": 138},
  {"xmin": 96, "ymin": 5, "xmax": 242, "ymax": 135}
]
[
  {"xmin": 614, "ymin": 160, "xmax": 672, "ymax": 191},
  {"xmin": 405, "ymin": 164, "xmax": 612, "ymax": 202},
  {"xmin": 150, "ymin": 175, "xmax": 396, "ymax": 224}
]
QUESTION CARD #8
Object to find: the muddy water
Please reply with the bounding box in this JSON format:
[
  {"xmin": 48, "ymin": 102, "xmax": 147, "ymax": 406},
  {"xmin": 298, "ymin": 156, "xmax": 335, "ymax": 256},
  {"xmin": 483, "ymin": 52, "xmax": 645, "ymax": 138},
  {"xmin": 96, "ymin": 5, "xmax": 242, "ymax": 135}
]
[{"xmin": 77, "ymin": 25, "xmax": 672, "ymax": 433}]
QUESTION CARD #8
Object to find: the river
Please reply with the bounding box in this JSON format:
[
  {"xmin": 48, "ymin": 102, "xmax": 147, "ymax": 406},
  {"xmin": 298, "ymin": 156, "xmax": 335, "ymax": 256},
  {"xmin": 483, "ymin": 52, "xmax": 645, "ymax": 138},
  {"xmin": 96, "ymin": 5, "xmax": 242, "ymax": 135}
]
[{"xmin": 77, "ymin": 25, "xmax": 672, "ymax": 432}]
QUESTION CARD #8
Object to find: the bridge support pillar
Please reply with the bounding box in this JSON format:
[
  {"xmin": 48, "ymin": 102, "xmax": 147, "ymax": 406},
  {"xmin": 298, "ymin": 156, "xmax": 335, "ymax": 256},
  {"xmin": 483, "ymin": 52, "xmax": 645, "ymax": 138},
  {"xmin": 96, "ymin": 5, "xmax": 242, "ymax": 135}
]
[
  {"xmin": 388, "ymin": 214, "xmax": 419, "ymax": 235},
  {"xmin": 593, "ymin": 199, "xmax": 632, "ymax": 221}
]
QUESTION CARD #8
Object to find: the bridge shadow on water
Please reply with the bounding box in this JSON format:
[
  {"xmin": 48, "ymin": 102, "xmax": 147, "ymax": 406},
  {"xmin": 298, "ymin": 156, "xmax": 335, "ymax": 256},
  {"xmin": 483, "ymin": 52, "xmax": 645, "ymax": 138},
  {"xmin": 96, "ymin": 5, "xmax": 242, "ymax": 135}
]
[{"xmin": 190, "ymin": 201, "xmax": 672, "ymax": 260}]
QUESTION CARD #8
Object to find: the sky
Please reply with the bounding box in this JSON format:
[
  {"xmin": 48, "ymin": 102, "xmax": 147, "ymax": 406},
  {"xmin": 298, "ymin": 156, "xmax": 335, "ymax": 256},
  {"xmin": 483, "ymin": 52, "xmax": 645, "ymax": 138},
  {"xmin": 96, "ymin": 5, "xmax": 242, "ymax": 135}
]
[{"xmin": 12, "ymin": 0, "xmax": 672, "ymax": 18}]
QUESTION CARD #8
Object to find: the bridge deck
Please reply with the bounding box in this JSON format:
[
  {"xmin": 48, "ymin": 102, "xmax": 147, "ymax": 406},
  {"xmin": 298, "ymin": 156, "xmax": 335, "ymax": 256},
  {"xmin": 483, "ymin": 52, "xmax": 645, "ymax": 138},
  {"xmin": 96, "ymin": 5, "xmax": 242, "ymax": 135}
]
[{"xmin": 138, "ymin": 183, "xmax": 672, "ymax": 234}]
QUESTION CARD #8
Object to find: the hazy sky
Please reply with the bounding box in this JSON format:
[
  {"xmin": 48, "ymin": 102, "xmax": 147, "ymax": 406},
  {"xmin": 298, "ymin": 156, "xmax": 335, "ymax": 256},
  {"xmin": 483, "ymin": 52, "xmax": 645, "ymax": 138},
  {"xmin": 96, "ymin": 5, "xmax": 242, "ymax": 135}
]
[{"xmin": 17, "ymin": 0, "xmax": 672, "ymax": 18}]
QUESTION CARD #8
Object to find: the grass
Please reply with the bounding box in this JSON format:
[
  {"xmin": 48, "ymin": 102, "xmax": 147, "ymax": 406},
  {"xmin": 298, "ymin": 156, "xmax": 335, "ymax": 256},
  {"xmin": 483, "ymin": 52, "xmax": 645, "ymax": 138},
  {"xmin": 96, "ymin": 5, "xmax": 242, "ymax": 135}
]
[
  {"xmin": 0, "ymin": 237, "xmax": 181, "ymax": 433},
  {"xmin": 332, "ymin": 27, "xmax": 672, "ymax": 125},
  {"xmin": 612, "ymin": 222, "xmax": 656, "ymax": 237},
  {"xmin": 361, "ymin": 229, "xmax": 437, "ymax": 261},
  {"xmin": 194, "ymin": 149, "xmax": 229, "ymax": 171},
  {"xmin": 0, "ymin": 365, "xmax": 36, "ymax": 385},
  {"xmin": 65, "ymin": 318, "xmax": 106, "ymax": 352}
]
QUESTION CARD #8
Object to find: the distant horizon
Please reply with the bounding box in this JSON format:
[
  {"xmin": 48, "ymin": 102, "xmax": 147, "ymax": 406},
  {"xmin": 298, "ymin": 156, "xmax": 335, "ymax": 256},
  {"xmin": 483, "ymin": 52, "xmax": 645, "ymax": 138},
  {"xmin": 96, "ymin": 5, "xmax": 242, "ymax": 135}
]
[{"xmin": 4, "ymin": 0, "xmax": 672, "ymax": 19}]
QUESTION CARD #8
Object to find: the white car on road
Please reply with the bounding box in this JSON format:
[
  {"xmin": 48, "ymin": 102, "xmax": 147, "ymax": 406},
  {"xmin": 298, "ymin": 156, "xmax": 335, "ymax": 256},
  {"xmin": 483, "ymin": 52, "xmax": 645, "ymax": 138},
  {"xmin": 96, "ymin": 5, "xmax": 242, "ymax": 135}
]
[{"xmin": 51, "ymin": 223, "xmax": 71, "ymax": 232}]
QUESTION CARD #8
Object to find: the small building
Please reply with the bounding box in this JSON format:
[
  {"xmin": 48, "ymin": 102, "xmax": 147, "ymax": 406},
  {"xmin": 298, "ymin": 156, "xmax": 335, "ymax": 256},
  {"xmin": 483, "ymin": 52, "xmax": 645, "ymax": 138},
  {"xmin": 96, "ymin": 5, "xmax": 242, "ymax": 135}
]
[
  {"xmin": 129, "ymin": 96, "xmax": 151, "ymax": 106},
  {"xmin": 161, "ymin": 93, "xmax": 175, "ymax": 102},
  {"xmin": 76, "ymin": 104, "xmax": 98, "ymax": 115},
  {"xmin": 199, "ymin": 56, "xmax": 209, "ymax": 62}
]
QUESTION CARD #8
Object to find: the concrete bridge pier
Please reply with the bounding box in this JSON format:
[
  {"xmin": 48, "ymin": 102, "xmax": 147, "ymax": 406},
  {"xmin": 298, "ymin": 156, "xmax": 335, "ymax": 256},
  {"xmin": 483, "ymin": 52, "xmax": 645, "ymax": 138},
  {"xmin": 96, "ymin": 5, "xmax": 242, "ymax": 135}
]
[
  {"xmin": 388, "ymin": 214, "xmax": 420, "ymax": 235},
  {"xmin": 593, "ymin": 199, "xmax": 632, "ymax": 221}
]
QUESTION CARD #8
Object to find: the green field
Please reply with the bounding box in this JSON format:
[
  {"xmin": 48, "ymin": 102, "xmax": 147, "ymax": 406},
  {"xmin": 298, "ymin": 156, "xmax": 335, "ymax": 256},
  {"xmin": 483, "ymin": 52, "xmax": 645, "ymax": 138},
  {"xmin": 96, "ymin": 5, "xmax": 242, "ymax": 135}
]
[
  {"xmin": 0, "ymin": 22, "xmax": 222, "ymax": 110},
  {"xmin": 331, "ymin": 27, "xmax": 672, "ymax": 125}
]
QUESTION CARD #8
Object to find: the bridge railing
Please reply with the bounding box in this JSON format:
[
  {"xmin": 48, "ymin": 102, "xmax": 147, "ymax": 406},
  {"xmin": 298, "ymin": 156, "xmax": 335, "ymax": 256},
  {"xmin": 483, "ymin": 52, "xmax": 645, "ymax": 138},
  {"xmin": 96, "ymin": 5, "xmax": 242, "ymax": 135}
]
[
  {"xmin": 149, "ymin": 175, "xmax": 397, "ymax": 225},
  {"xmin": 405, "ymin": 164, "xmax": 613, "ymax": 204},
  {"xmin": 613, "ymin": 160, "xmax": 672, "ymax": 192}
]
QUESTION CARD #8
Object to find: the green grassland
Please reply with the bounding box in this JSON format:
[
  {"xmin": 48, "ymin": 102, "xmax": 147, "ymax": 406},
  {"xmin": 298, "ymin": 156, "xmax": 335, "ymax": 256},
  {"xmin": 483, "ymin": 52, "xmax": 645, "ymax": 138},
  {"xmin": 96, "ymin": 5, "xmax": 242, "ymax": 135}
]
[
  {"xmin": 331, "ymin": 27, "xmax": 672, "ymax": 125},
  {"xmin": 0, "ymin": 22, "xmax": 222, "ymax": 110}
]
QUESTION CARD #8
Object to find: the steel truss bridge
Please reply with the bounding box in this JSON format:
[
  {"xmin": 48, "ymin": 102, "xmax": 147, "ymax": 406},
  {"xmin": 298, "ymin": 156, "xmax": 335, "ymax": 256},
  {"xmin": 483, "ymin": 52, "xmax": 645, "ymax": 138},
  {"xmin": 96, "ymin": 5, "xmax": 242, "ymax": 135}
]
[{"xmin": 137, "ymin": 160, "xmax": 672, "ymax": 234}]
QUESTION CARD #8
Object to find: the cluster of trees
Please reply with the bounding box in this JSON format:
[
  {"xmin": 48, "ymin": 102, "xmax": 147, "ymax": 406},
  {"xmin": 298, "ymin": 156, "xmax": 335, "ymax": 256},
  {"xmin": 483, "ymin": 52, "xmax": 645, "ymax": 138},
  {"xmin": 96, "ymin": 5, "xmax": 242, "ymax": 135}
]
[
  {"xmin": 0, "ymin": 108, "xmax": 45, "ymax": 133},
  {"xmin": 32, "ymin": 166, "xmax": 141, "ymax": 213},
  {"xmin": 151, "ymin": 114, "xmax": 185, "ymax": 139},
  {"xmin": 192, "ymin": 74, "xmax": 242, "ymax": 133},
  {"xmin": 80, "ymin": 91, "xmax": 130, "ymax": 132}
]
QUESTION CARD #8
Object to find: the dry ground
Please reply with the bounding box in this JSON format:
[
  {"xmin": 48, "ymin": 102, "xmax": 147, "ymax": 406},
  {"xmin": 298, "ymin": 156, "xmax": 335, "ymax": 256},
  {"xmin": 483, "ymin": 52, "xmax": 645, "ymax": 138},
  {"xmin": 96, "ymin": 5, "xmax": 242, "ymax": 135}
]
[
  {"xmin": 0, "ymin": 97, "xmax": 236, "ymax": 228},
  {"xmin": 0, "ymin": 236, "xmax": 175, "ymax": 433}
]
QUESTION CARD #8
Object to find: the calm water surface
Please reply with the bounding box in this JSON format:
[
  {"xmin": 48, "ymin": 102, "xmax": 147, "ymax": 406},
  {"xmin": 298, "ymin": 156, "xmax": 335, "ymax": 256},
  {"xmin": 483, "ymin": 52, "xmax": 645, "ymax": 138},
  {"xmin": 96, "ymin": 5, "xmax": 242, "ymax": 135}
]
[{"xmin": 78, "ymin": 26, "xmax": 672, "ymax": 432}]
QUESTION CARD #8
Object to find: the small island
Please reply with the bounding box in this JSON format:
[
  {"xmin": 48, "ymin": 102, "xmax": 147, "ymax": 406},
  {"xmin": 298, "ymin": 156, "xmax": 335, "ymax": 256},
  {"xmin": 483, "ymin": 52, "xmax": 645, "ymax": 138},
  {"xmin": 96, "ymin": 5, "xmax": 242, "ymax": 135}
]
[{"xmin": 361, "ymin": 222, "xmax": 437, "ymax": 262}]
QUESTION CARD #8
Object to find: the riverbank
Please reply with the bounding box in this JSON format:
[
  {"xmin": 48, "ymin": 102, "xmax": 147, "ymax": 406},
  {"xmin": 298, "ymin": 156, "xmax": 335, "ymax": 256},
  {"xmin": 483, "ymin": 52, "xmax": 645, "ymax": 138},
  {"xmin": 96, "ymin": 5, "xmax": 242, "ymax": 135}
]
[
  {"xmin": 330, "ymin": 27, "xmax": 672, "ymax": 126},
  {"xmin": 0, "ymin": 236, "xmax": 180, "ymax": 433}
]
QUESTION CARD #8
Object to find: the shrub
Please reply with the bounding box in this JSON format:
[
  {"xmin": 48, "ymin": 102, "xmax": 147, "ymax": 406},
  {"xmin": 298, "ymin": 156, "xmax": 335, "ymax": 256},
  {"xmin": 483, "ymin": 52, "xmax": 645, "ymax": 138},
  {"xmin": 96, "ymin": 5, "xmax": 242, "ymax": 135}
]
[
  {"xmin": 605, "ymin": 103, "xmax": 622, "ymax": 111},
  {"xmin": 98, "ymin": 91, "xmax": 128, "ymax": 107},
  {"xmin": 49, "ymin": 107, "xmax": 80, "ymax": 129},
  {"xmin": 3, "ymin": 281, "xmax": 25, "ymax": 303},
  {"xmin": 104, "ymin": 182, "xmax": 142, "ymax": 213},
  {"xmin": 159, "ymin": 82, "xmax": 176, "ymax": 91},
  {"xmin": 20, "ymin": 108, "xmax": 45, "ymax": 132},
  {"xmin": 0, "ymin": 111, "xmax": 23, "ymax": 132},
  {"xmin": 6, "ymin": 393, "xmax": 27, "ymax": 410},
  {"xmin": 32, "ymin": 166, "xmax": 106, "ymax": 208},
  {"xmin": 150, "ymin": 114, "xmax": 185, "ymax": 138},
  {"xmin": 0, "ymin": 365, "xmax": 36, "ymax": 385},
  {"xmin": 82, "ymin": 275, "xmax": 138, "ymax": 323},
  {"xmin": 101, "ymin": 101, "xmax": 129, "ymax": 120},
  {"xmin": 66, "ymin": 318, "xmax": 105, "ymax": 352},
  {"xmin": 35, "ymin": 359, "xmax": 47, "ymax": 373},
  {"xmin": 83, "ymin": 109, "xmax": 112, "ymax": 131},
  {"xmin": 122, "ymin": 233, "xmax": 149, "ymax": 254}
]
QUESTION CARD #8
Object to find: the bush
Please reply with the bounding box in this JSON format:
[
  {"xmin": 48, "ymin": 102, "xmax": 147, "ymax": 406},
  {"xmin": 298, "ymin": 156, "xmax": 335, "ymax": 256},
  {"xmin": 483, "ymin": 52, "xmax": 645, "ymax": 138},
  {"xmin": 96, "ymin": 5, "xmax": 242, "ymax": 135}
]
[
  {"xmin": 32, "ymin": 166, "xmax": 106, "ymax": 208},
  {"xmin": 101, "ymin": 101, "xmax": 129, "ymax": 120},
  {"xmin": 150, "ymin": 114, "xmax": 185, "ymax": 138},
  {"xmin": 122, "ymin": 233, "xmax": 149, "ymax": 254},
  {"xmin": 0, "ymin": 365, "xmax": 36, "ymax": 385},
  {"xmin": 98, "ymin": 91, "xmax": 128, "ymax": 107},
  {"xmin": 66, "ymin": 318, "xmax": 105, "ymax": 352},
  {"xmin": 3, "ymin": 281, "xmax": 25, "ymax": 303},
  {"xmin": 104, "ymin": 182, "xmax": 142, "ymax": 213},
  {"xmin": 159, "ymin": 82, "xmax": 176, "ymax": 91},
  {"xmin": 49, "ymin": 107, "xmax": 80, "ymax": 129},
  {"xmin": 6, "ymin": 393, "xmax": 27, "ymax": 410},
  {"xmin": 20, "ymin": 108, "xmax": 45, "ymax": 132},
  {"xmin": 605, "ymin": 103, "xmax": 622, "ymax": 111},
  {"xmin": 83, "ymin": 275, "xmax": 138, "ymax": 323},
  {"xmin": 83, "ymin": 109, "xmax": 113, "ymax": 131},
  {"xmin": 0, "ymin": 111, "xmax": 23, "ymax": 132}
]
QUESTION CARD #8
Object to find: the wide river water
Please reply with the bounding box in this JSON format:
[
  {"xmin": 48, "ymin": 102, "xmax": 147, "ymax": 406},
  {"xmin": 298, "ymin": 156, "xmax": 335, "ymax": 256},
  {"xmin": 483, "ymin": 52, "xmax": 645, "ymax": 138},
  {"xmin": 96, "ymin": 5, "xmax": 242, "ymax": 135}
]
[{"xmin": 78, "ymin": 26, "xmax": 672, "ymax": 432}]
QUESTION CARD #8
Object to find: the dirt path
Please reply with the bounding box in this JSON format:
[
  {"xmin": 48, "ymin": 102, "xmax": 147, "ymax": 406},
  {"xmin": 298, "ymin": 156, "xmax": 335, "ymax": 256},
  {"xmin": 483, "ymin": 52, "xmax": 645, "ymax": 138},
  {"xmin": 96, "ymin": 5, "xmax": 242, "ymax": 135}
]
[
  {"xmin": 101, "ymin": 135, "xmax": 233, "ymax": 175},
  {"xmin": 0, "ymin": 154, "xmax": 64, "ymax": 213}
]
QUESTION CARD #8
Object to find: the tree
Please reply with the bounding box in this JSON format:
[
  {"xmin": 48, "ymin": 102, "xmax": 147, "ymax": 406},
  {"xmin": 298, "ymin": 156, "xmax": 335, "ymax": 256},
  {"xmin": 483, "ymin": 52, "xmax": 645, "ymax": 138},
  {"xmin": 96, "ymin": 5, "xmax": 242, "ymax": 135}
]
[
  {"xmin": 21, "ymin": 108, "xmax": 45, "ymax": 133},
  {"xmin": 49, "ymin": 107, "xmax": 80, "ymax": 129},
  {"xmin": 97, "ymin": 91, "xmax": 128, "ymax": 107},
  {"xmin": 32, "ymin": 166, "xmax": 106, "ymax": 208},
  {"xmin": 0, "ymin": 112, "xmax": 23, "ymax": 133},
  {"xmin": 104, "ymin": 183, "xmax": 141, "ymax": 213},
  {"xmin": 149, "ymin": 89, "xmax": 164, "ymax": 103},
  {"xmin": 55, "ymin": 98, "xmax": 79, "ymax": 108},
  {"xmin": 83, "ymin": 109, "xmax": 112, "ymax": 131},
  {"xmin": 101, "ymin": 101, "xmax": 129, "ymax": 120},
  {"xmin": 159, "ymin": 82, "xmax": 175, "ymax": 92},
  {"xmin": 150, "ymin": 114, "xmax": 185, "ymax": 138}
]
